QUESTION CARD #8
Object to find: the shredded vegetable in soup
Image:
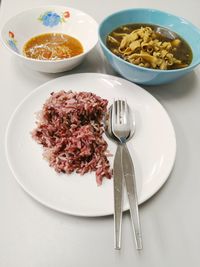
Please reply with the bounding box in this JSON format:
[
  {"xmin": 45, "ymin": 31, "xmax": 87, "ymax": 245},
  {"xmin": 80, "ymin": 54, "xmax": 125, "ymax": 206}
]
[
  {"xmin": 23, "ymin": 33, "xmax": 83, "ymax": 60},
  {"xmin": 106, "ymin": 24, "xmax": 192, "ymax": 70}
]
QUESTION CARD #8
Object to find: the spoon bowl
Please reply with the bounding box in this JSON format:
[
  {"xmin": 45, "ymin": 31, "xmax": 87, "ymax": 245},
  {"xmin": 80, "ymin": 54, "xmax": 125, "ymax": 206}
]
[{"xmin": 155, "ymin": 26, "xmax": 177, "ymax": 40}]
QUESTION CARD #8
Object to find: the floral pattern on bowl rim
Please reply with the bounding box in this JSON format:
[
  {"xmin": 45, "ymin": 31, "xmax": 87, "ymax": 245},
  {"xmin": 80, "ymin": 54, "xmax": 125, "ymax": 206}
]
[
  {"xmin": 38, "ymin": 10, "xmax": 70, "ymax": 27},
  {"xmin": 7, "ymin": 31, "xmax": 19, "ymax": 53}
]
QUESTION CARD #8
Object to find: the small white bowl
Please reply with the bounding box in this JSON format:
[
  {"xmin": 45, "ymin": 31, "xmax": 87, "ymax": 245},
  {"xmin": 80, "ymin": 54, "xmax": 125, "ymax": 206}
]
[{"xmin": 1, "ymin": 6, "xmax": 98, "ymax": 73}]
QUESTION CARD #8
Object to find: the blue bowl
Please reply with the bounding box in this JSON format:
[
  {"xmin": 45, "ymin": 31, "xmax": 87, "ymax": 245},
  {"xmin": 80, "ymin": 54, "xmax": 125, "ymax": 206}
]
[{"xmin": 99, "ymin": 8, "xmax": 200, "ymax": 85}]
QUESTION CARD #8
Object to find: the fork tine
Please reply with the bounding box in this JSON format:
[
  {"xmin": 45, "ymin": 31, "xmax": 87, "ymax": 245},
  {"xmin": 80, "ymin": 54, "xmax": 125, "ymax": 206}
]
[
  {"xmin": 116, "ymin": 99, "xmax": 121, "ymax": 124},
  {"xmin": 112, "ymin": 99, "xmax": 117, "ymax": 124},
  {"xmin": 123, "ymin": 99, "xmax": 128, "ymax": 124},
  {"xmin": 119, "ymin": 99, "xmax": 125, "ymax": 124},
  {"xmin": 120, "ymin": 100, "xmax": 123, "ymax": 124}
]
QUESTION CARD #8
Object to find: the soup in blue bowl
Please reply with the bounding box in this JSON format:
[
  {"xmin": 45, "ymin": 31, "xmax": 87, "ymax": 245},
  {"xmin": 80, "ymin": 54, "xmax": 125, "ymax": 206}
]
[{"xmin": 99, "ymin": 8, "xmax": 200, "ymax": 85}]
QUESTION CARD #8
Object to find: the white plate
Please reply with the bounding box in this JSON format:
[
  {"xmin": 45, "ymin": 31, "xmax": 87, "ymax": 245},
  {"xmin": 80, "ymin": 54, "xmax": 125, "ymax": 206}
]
[{"xmin": 6, "ymin": 73, "xmax": 176, "ymax": 217}]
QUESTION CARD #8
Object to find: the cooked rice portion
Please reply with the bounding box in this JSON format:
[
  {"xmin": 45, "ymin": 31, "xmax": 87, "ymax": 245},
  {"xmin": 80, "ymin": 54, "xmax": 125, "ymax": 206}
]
[{"xmin": 32, "ymin": 90, "xmax": 112, "ymax": 185}]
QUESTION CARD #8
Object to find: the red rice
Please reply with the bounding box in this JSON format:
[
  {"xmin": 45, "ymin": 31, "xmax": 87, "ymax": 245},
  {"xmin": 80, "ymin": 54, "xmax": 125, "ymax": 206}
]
[{"xmin": 32, "ymin": 90, "xmax": 112, "ymax": 185}]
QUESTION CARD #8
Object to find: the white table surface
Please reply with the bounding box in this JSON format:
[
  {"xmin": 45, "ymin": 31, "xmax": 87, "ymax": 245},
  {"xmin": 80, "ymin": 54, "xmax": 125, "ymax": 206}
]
[{"xmin": 1, "ymin": 0, "xmax": 200, "ymax": 266}]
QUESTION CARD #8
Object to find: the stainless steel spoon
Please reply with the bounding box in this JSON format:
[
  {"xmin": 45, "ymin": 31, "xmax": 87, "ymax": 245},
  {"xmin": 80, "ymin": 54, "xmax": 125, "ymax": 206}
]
[{"xmin": 155, "ymin": 26, "xmax": 177, "ymax": 40}]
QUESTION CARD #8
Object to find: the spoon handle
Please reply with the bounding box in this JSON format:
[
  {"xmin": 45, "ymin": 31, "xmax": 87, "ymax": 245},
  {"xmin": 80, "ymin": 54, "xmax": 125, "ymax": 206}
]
[
  {"xmin": 121, "ymin": 144, "xmax": 143, "ymax": 250},
  {"xmin": 113, "ymin": 144, "xmax": 123, "ymax": 249}
]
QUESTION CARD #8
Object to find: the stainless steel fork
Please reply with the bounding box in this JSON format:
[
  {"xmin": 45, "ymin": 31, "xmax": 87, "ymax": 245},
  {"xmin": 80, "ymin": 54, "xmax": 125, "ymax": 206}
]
[{"xmin": 112, "ymin": 99, "xmax": 143, "ymax": 250}]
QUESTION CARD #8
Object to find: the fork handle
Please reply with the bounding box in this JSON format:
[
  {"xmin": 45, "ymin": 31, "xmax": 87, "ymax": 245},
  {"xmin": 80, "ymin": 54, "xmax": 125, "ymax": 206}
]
[
  {"xmin": 121, "ymin": 144, "xmax": 143, "ymax": 250},
  {"xmin": 113, "ymin": 145, "xmax": 123, "ymax": 250}
]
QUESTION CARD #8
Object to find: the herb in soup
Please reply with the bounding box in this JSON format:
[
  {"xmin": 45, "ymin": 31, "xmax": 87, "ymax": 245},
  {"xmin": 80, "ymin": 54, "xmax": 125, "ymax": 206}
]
[
  {"xmin": 23, "ymin": 33, "xmax": 83, "ymax": 60},
  {"xmin": 106, "ymin": 24, "xmax": 192, "ymax": 70}
]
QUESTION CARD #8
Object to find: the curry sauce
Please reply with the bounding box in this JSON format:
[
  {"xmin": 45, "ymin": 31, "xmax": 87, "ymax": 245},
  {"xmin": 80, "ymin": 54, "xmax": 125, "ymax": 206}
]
[{"xmin": 23, "ymin": 33, "xmax": 83, "ymax": 60}]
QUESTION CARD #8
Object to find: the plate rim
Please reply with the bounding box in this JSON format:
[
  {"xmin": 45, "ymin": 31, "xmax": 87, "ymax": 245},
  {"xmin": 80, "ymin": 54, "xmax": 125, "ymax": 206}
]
[{"xmin": 5, "ymin": 72, "xmax": 176, "ymax": 217}]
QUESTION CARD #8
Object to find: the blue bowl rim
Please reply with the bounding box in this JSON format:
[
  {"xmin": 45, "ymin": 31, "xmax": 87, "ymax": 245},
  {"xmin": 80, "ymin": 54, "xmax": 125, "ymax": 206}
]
[{"xmin": 98, "ymin": 8, "xmax": 200, "ymax": 73}]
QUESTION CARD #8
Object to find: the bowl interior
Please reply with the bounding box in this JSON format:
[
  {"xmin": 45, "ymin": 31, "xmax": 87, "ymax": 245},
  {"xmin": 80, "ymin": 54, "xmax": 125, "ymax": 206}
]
[
  {"xmin": 1, "ymin": 6, "xmax": 98, "ymax": 56},
  {"xmin": 99, "ymin": 9, "xmax": 200, "ymax": 67}
]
